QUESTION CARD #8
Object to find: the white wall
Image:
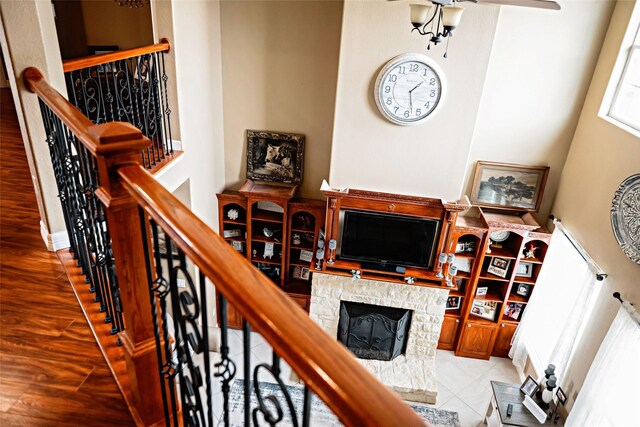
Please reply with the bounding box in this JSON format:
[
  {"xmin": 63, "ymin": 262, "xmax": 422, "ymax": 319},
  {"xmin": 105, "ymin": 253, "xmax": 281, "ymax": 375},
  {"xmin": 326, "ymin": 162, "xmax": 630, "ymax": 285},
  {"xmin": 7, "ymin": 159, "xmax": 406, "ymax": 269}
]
[
  {"xmin": 220, "ymin": 0, "xmax": 343, "ymax": 199},
  {"xmin": 169, "ymin": 0, "xmax": 226, "ymax": 229},
  {"xmin": 80, "ymin": 0, "xmax": 153, "ymax": 50},
  {"xmin": 465, "ymin": 0, "xmax": 615, "ymax": 223},
  {"xmin": 550, "ymin": 0, "xmax": 640, "ymax": 409},
  {"xmin": 329, "ymin": 1, "xmax": 500, "ymax": 201}
]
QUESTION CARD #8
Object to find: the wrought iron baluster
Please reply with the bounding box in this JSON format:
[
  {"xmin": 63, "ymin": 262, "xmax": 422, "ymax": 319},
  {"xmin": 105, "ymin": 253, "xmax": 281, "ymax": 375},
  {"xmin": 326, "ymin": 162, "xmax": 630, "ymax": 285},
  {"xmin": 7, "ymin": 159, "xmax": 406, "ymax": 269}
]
[
  {"xmin": 243, "ymin": 321, "xmax": 251, "ymax": 427},
  {"xmin": 158, "ymin": 52, "xmax": 173, "ymax": 155},
  {"xmin": 302, "ymin": 386, "xmax": 312, "ymax": 427},
  {"xmin": 214, "ymin": 295, "xmax": 236, "ymax": 426},
  {"xmin": 199, "ymin": 271, "xmax": 214, "ymax": 427}
]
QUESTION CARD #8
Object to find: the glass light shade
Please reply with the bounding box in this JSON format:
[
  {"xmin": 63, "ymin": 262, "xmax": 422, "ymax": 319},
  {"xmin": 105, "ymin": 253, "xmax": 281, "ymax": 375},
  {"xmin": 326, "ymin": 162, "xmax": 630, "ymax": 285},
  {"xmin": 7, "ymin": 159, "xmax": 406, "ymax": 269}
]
[
  {"xmin": 447, "ymin": 253, "xmax": 456, "ymax": 264},
  {"xmin": 410, "ymin": 4, "xmax": 432, "ymax": 26},
  {"xmin": 442, "ymin": 6, "xmax": 464, "ymax": 28}
]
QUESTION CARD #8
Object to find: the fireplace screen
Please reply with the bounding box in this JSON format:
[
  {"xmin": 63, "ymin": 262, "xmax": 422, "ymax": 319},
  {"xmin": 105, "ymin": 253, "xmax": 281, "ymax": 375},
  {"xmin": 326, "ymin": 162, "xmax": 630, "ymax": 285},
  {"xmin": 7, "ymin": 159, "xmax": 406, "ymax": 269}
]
[{"xmin": 337, "ymin": 301, "xmax": 412, "ymax": 361}]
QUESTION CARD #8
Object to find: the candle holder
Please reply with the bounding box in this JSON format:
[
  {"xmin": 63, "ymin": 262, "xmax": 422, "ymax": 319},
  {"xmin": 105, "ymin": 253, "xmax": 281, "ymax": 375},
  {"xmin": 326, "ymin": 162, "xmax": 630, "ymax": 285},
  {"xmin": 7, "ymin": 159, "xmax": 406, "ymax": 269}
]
[
  {"xmin": 315, "ymin": 248, "xmax": 325, "ymax": 270},
  {"xmin": 446, "ymin": 265, "xmax": 458, "ymax": 287},
  {"xmin": 327, "ymin": 239, "xmax": 337, "ymax": 265},
  {"xmin": 435, "ymin": 253, "xmax": 447, "ymax": 278}
]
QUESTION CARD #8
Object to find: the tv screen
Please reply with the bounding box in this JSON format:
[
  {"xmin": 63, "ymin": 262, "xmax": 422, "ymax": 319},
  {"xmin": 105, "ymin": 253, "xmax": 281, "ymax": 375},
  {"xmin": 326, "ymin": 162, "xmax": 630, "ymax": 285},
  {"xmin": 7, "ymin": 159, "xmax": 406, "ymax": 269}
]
[{"xmin": 339, "ymin": 210, "xmax": 440, "ymax": 268}]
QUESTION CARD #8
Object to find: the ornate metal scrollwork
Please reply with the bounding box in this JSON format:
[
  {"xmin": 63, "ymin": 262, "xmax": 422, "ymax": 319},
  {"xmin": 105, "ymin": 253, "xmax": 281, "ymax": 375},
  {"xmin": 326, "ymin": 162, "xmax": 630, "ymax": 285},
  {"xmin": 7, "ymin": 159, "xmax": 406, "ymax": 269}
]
[{"xmin": 252, "ymin": 363, "xmax": 299, "ymax": 427}]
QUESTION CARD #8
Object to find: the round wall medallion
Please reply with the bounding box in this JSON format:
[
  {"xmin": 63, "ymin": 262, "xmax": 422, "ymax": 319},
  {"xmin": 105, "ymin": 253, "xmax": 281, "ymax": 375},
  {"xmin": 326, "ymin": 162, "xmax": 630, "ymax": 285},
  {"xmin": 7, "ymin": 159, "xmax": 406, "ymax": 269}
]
[
  {"xmin": 490, "ymin": 230, "xmax": 511, "ymax": 243},
  {"xmin": 611, "ymin": 174, "xmax": 640, "ymax": 265}
]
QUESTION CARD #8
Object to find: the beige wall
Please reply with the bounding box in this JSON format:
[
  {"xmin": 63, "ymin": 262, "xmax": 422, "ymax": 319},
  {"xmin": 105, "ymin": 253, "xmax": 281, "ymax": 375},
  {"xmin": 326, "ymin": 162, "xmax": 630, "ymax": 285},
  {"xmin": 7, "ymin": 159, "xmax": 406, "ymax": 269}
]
[
  {"xmin": 81, "ymin": 0, "xmax": 153, "ymax": 50},
  {"xmin": 465, "ymin": 1, "xmax": 615, "ymax": 223},
  {"xmin": 550, "ymin": 0, "xmax": 640, "ymax": 409},
  {"xmin": 220, "ymin": 0, "xmax": 343, "ymax": 199},
  {"xmin": 329, "ymin": 1, "xmax": 500, "ymax": 201}
]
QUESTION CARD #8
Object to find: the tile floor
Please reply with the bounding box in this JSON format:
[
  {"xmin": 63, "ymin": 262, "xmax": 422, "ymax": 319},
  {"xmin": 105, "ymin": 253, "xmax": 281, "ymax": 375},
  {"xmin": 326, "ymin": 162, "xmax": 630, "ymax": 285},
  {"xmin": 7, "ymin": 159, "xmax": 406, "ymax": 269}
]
[{"xmin": 210, "ymin": 330, "xmax": 523, "ymax": 427}]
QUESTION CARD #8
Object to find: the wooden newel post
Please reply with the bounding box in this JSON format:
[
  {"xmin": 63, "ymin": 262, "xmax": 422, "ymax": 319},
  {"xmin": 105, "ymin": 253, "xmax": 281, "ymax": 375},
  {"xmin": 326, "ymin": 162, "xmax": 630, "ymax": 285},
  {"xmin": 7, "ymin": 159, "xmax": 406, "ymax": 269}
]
[{"xmin": 90, "ymin": 122, "xmax": 165, "ymax": 426}]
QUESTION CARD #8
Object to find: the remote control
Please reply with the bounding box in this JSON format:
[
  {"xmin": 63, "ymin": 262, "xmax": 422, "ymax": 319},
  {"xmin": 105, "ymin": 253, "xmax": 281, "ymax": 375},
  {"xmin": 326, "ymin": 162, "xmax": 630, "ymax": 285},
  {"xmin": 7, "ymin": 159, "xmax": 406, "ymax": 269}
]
[{"xmin": 507, "ymin": 403, "xmax": 513, "ymax": 417}]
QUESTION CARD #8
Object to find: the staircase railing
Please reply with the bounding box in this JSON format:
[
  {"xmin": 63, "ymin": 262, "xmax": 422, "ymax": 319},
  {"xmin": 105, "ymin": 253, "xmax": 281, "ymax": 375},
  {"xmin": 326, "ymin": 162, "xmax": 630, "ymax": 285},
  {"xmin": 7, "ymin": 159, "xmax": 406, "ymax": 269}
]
[
  {"xmin": 63, "ymin": 40, "xmax": 175, "ymax": 170},
  {"xmin": 25, "ymin": 67, "xmax": 425, "ymax": 427}
]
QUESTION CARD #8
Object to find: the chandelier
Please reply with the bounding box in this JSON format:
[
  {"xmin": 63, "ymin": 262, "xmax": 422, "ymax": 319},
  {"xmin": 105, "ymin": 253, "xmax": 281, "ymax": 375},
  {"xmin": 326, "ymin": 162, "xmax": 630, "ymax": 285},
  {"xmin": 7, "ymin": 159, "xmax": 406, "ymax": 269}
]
[
  {"xmin": 115, "ymin": 0, "xmax": 150, "ymax": 8},
  {"xmin": 410, "ymin": 0, "xmax": 464, "ymax": 58}
]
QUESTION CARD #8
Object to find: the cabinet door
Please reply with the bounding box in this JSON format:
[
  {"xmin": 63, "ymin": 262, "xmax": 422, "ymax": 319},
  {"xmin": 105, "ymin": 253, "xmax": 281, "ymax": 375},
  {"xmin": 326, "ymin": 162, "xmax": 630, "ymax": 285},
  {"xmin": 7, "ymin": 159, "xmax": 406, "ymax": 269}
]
[
  {"xmin": 492, "ymin": 322, "xmax": 518, "ymax": 357},
  {"xmin": 438, "ymin": 317, "xmax": 461, "ymax": 350},
  {"xmin": 456, "ymin": 322, "xmax": 497, "ymax": 359}
]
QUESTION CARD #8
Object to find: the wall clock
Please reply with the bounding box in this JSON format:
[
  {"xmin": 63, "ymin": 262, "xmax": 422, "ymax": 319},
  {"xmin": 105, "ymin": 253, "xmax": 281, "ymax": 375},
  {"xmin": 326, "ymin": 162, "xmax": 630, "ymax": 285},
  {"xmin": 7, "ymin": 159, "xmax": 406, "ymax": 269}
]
[
  {"xmin": 374, "ymin": 53, "xmax": 446, "ymax": 126},
  {"xmin": 611, "ymin": 174, "xmax": 640, "ymax": 264}
]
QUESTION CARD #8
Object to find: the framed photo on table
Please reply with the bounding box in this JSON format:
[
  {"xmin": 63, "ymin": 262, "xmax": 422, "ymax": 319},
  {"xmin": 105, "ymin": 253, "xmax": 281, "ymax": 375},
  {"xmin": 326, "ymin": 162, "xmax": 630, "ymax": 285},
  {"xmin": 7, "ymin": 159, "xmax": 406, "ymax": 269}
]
[{"xmin": 469, "ymin": 161, "xmax": 549, "ymax": 212}]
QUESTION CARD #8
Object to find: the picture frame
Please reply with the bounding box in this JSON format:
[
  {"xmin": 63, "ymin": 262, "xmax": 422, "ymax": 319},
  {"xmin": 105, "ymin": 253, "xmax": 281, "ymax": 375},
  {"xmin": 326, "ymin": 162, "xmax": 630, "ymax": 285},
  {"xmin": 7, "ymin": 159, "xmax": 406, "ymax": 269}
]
[
  {"xmin": 223, "ymin": 229, "xmax": 242, "ymax": 238},
  {"xmin": 515, "ymin": 282, "xmax": 532, "ymax": 298},
  {"xmin": 246, "ymin": 129, "xmax": 305, "ymax": 184},
  {"xmin": 556, "ymin": 387, "xmax": 567, "ymax": 406},
  {"xmin": 470, "ymin": 161, "xmax": 549, "ymax": 212},
  {"xmin": 231, "ymin": 241, "xmax": 244, "ymax": 252},
  {"xmin": 299, "ymin": 250, "xmax": 314, "ymax": 263},
  {"xmin": 515, "ymin": 261, "xmax": 534, "ymax": 278},
  {"xmin": 476, "ymin": 286, "xmax": 488, "ymax": 297},
  {"xmin": 520, "ymin": 375, "xmax": 539, "ymax": 397},
  {"xmin": 453, "ymin": 257, "xmax": 472, "ymax": 273},
  {"xmin": 446, "ymin": 296, "xmax": 461, "ymax": 310},
  {"xmin": 455, "ymin": 240, "xmax": 476, "ymax": 254},
  {"xmin": 471, "ymin": 300, "xmax": 498, "ymax": 321},
  {"xmin": 487, "ymin": 257, "xmax": 510, "ymax": 278},
  {"xmin": 292, "ymin": 266, "xmax": 311, "ymax": 281},
  {"xmin": 504, "ymin": 302, "xmax": 524, "ymax": 321}
]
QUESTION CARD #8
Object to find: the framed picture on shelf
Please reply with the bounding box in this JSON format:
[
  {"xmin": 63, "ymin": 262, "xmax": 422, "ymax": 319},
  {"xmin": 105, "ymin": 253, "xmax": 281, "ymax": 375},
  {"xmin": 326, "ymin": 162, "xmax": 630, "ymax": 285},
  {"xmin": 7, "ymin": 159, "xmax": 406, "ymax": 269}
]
[
  {"xmin": 292, "ymin": 266, "xmax": 311, "ymax": 280},
  {"xmin": 504, "ymin": 302, "xmax": 524, "ymax": 321},
  {"xmin": 520, "ymin": 375, "xmax": 539, "ymax": 397},
  {"xmin": 515, "ymin": 282, "xmax": 532, "ymax": 297},
  {"xmin": 471, "ymin": 300, "xmax": 498, "ymax": 321},
  {"xmin": 299, "ymin": 250, "xmax": 314, "ymax": 263},
  {"xmin": 231, "ymin": 241, "xmax": 244, "ymax": 252},
  {"xmin": 556, "ymin": 387, "xmax": 567, "ymax": 406},
  {"xmin": 453, "ymin": 257, "xmax": 472, "ymax": 273},
  {"xmin": 469, "ymin": 161, "xmax": 550, "ymax": 212},
  {"xmin": 487, "ymin": 257, "xmax": 510, "ymax": 278},
  {"xmin": 455, "ymin": 240, "xmax": 476, "ymax": 254},
  {"xmin": 223, "ymin": 229, "xmax": 242, "ymax": 238},
  {"xmin": 246, "ymin": 129, "xmax": 305, "ymax": 184},
  {"xmin": 476, "ymin": 286, "xmax": 488, "ymax": 297},
  {"xmin": 516, "ymin": 262, "xmax": 534, "ymax": 278},
  {"xmin": 446, "ymin": 296, "xmax": 461, "ymax": 310}
]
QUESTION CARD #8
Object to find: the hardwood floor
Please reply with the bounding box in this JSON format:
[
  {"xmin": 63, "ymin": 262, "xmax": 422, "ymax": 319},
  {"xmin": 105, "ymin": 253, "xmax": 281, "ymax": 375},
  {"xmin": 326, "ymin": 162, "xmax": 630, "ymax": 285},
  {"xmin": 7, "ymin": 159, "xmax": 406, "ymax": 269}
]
[{"xmin": 0, "ymin": 88, "xmax": 134, "ymax": 425}]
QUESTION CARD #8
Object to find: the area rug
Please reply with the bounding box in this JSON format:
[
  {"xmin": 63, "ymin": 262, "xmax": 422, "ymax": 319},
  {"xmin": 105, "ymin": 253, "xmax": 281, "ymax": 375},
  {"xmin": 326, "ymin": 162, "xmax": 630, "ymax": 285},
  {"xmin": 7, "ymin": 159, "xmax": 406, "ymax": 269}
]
[{"xmin": 225, "ymin": 379, "xmax": 460, "ymax": 427}]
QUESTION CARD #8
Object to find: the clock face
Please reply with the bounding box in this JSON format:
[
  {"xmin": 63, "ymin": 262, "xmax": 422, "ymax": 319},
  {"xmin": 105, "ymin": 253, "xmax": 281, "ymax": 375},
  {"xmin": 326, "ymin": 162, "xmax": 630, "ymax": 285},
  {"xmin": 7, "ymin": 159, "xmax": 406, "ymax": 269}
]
[
  {"xmin": 490, "ymin": 230, "xmax": 511, "ymax": 243},
  {"xmin": 374, "ymin": 53, "xmax": 445, "ymax": 125}
]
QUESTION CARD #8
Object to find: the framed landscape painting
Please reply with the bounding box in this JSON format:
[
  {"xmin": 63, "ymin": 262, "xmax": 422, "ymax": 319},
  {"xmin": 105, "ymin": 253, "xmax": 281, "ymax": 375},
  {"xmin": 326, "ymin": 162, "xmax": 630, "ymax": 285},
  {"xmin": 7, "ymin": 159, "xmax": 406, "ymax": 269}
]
[
  {"xmin": 246, "ymin": 130, "xmax": 305, "ymax": 184},
  {"xmin": 470, "ymin": 161, "xmax": 549, "ymax": 212}
]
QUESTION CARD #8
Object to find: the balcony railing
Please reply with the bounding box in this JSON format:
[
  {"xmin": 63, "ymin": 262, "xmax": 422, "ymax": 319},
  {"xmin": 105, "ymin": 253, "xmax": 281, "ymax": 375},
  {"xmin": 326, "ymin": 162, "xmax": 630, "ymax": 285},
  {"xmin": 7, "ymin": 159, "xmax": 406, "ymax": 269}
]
[
  {"xmin": 25, "ymin": 67, "xmax": 425, "ymax": 426},
  {"xmin": 63, "ymin": 40, "xmax": 176, "ymax": 170}
]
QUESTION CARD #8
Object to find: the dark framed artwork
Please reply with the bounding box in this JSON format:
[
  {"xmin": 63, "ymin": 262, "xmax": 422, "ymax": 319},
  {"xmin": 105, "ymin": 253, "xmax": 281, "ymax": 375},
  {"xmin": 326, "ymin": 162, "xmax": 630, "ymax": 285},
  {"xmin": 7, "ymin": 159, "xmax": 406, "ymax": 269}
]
[
  {"xmin": 446, "ymin": 296, "xmax": 461, "ymax": 310},
  {"xmin": 470, "ymin": 161, "xmax": 549, "ymax": 212},
  {"xmin": 515, "ymin": 282, "xmax": 532, "ymax": 298},
  {"xmin": 246, "ymin": 130, "xmax": 304, "ymax": 184},
  {"xmin": 520, "ymin": 375, "xmax": 539, "ymax": 397},
  {"xmin": 556, "ymin": 387, "xmax": 567, "ymax": 405}
]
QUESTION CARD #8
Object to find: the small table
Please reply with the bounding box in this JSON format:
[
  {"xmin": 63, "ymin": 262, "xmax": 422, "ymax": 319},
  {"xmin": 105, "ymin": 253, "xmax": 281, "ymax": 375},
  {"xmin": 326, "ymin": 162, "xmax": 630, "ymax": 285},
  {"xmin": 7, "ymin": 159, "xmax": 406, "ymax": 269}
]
[{"xmin": 484, "ymin": 381, "xmax": 563, "ymax": 427}]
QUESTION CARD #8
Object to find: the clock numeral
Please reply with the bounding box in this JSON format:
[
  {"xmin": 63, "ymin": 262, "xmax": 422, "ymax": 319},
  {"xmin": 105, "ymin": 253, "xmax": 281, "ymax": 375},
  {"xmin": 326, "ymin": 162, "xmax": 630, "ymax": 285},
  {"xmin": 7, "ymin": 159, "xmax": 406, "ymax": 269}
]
[
  {"xmin": 384, "ymin": 86, "xmax": 391, "ymax": 93},
  {"xmin": 423, "ymin": 69, "xmax": 429, "ymax": 77},
  {"xmin": 410, "ymin": 64, "xmax": 419, "ymax": 72},
  {"xmin": 429, "ymin": 78, "xmax": 436, "ymax": 86},
  {"xmin": 424, "ymin": 102, "xmax": 430, "ymax": 108},
  {"xmin": 386, "ymin": 98, "xmax": 392, "ymax": 105},
  {"xmin": 390, "ymin": 75, "xmax": 397, "ymax": 82},
  {"xmin": 404, "ymin": 110, "xmax": 410, "ymax": 118},
  {"xmin": 398, "ymin": 66, "xmax": 406, "ymax": 74},
  {"xmin": 430, "ymin": 90, "xmax": 436, "ymax": 97},
  {"xmin": 394, "ymin": 106, "xmax": 400, "ymax": 113},
  {"xmin": 416, "ymin": 108, "xmax": 422, "ymax": 116}
]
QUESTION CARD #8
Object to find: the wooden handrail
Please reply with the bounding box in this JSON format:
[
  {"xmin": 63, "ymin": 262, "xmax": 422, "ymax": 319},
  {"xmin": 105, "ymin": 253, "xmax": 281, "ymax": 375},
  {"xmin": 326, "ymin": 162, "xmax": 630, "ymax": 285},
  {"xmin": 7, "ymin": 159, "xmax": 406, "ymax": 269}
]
[
  {"xmin": 63, "ymin": 39, "xmax": 171, "ymax": 73},
  {"xmin": 117, "ymin": 170, "xmax": 425, "ymax": 426}
]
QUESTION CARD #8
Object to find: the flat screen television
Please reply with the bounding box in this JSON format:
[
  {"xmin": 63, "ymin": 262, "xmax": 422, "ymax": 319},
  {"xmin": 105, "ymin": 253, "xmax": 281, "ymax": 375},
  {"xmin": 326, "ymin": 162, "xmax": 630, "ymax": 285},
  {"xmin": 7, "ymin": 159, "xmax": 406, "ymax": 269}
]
[{"xmin": 338, "ymin": 210, "xmax": 440, "ymax": 269}]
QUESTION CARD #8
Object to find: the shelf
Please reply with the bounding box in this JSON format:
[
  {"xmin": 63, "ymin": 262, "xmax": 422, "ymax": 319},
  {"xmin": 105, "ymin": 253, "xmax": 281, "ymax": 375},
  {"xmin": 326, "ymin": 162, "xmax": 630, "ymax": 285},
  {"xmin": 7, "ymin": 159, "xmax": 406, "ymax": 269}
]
[
  {"xmin": 473, "ymin": 289, "xmax": 504, "ymax": 302},
  {"xmin": 479, "ymin": 272, "xmax": 510, "ymax": 283},
  {"xmin": 291, "ymin": 226, "xmax": 314, "ymax": 233},
  {"xmin": 444, "ymin": 310, "xmax": 462, "ymax": 318},
  {"xmin": 252, "ymin": 209, "xmax": 284, "ymax": 223},
  {"xmin": 290, "ymin": 260, "xmax": 312, "ymax": 267},
  {"xmin": 222, "ymin": 219, "xmax": 246, "ymax": 226},
  {"xmin": 485, "ymin": 247, "xmax": 519, "ymax": 259},
  {"xmin": 467, "ymin": 315, "xmax": 498, "ymax": 326},
  {"xmin": 507, "ymin": 294, "xmax": 529, "ymax": 304},
  {"xmin": 224, "ymin": 237, "xmax": 246, "ymax": 243},
  {"xmin": 449, "ymin": 290, "xmax": 465, "ymax": 297},
  {"xmin": 455, "ymin": 271, "xmax": 471, "ymax": 279},
  {"xmin": 251, "ymin": 256, "xmax": 282, "ymax": 265},
  {"xmin": 453, "ymin": 253, "xmax": 476, "ymax": 259},
  {"xmin": 290, "ymin": 242, "xmax": 314, "ymax": 251},
  {"xmin": 251, "ymin": 235, "xmax": 283, "ymax": 244},
  {"xmin": 513, "ymin": 275, "xmax": 535, "ymax": 284},
  {"xmin": 519, "ymin": 256, "xmax": 544, "ymax": 264}
]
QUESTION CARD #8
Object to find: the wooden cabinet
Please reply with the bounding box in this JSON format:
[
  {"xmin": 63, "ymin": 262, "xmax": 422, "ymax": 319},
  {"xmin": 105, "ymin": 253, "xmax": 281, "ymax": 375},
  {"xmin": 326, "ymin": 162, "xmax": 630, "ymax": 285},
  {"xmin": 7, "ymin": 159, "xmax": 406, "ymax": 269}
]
[
  {"xmin": 492, "ymin": 322, "xmax": 518, "ymax": 357},
  {"xmin": 456, "ymin": 321, "xmax": 498, "ymax": 359},
  {"xmin": 216, "ymin": 181, "xmax": 325, "ymax": 329},
  {"xmin": 450, "ymin": 210, "xmax": 551, "ymax": 359},
  {"xmin": 438, "ymin": 316, "xmax": 461, "ymax": 350}
]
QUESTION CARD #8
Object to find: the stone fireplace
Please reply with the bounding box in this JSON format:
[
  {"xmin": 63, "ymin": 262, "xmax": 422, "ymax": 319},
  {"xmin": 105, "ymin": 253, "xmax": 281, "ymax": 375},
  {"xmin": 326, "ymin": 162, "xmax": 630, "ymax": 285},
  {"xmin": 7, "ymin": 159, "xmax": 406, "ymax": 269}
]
[{"xmin": 310, "ymin": 273, "xmax": 448, "ymax": 404}]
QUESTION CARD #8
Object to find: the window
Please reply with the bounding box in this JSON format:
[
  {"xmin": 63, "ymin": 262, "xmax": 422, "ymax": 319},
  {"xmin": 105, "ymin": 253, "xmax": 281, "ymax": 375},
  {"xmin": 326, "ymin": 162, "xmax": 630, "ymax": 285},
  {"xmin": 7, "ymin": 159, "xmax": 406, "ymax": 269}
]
[{"xmin": 600, "ymin": 3, "xmax": 640, "ymax": 137}]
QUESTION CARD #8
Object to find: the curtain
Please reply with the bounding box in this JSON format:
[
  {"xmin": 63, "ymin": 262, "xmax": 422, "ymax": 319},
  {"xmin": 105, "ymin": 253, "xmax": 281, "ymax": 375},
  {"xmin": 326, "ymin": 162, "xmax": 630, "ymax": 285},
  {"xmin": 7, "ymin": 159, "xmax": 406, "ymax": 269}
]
[
  {"xmin": 566, "ymin": 303, "xmax": 640, "ymax": 426},
  {"xmin": 510, "ymin": 228, "xmax": 601, "ymax": 380}
]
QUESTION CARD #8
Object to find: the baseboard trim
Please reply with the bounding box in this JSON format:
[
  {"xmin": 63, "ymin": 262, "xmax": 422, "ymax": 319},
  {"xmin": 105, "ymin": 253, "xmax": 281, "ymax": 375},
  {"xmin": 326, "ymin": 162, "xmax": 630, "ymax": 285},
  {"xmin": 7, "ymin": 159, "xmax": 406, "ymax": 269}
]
[{"xmin": 40, "ymin": 220, "xmax": 70, "ymax": 251}]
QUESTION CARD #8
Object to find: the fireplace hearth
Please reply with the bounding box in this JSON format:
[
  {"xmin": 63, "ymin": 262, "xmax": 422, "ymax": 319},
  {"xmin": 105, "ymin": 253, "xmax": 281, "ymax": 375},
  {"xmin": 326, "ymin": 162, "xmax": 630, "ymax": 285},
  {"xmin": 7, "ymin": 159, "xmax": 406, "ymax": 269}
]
[{"xmin": 338, "ymin": 301, "xmax": 412, "ymax": 361}]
